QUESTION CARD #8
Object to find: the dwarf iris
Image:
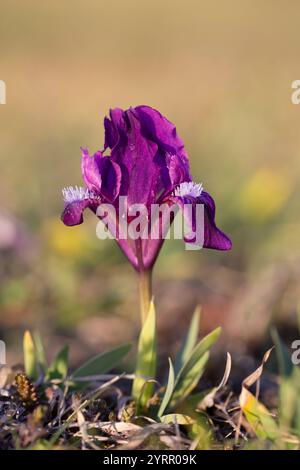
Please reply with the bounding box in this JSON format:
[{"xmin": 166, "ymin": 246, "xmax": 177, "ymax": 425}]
[{"xmin": 61, "ymin": 105, "xmax": 231, "ymax": 322}]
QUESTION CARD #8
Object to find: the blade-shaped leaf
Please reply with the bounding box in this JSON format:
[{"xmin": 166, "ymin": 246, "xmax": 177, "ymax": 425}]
[
  {"xmin": 158, "ymin": 358, "xmax": 175, "ymax": 418},
  {"xmin": 241, "ymin": 389, "xmax": 279, "ymax": 440},
  {"xmin": 171, "ymin": 352, "xmax": 209, "ymax": 407},
  {"xmin": 132, "ymin": 301, "xmax": 157, "ymax": 412},
  {"xmin": 23, "ymin": 330, "xmax": 38, "ymax": 380},
  {"xmin": 271, "ymin": 329, "xmax": 300, "ymax": 429},
  {"xmin": 33, "ymin": 331, "xmax": 48, "ymax": 373},
  {"xmin": 171, "ymin": 327, "xmax": 221, "ymax": 407},
  {"xmin": 72, "ymin": 343, "xmax": 131, "ymax": 378},
  {"xmin": 174, "ymin": 306, "xmax": 200, "ymax": 375},
  {"xmin": 271, "ymin": 329, "xmax": 293, "ymax": 377},
  {"xmin": 46, "ymin": 345, "xmax": 69, "ymax": 381}
]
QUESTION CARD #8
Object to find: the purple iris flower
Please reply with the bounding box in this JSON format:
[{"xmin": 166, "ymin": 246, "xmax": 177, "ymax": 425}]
[{"xmin": 61, "ymin": 106, "xmax": 231, "ymax": 272}]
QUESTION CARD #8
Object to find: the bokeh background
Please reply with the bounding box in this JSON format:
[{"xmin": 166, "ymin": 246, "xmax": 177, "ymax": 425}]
[{"xmin": 1, "ymin": 0, "xmax": 300, "ymax": 378}]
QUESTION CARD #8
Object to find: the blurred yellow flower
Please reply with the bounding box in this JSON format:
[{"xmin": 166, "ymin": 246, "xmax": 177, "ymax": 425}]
[
  {"xmin": 238, "ymin": 169, "xmax": 291, "ymax": 222},
  {"xmin": 44, "ymin": 219, "xmax": 90, "ymax": 257}
]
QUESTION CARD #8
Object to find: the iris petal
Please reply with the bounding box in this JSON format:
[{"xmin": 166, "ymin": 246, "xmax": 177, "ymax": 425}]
[
  {"xmin": 61, "ymin": 199, "xmax": 92, "ymax": 226},
  {"xmin": 98, "ymin": 158, "xmax": 122, "ymax": 203},
  {"xmin": 134, "ymin": 105, "xmax": 188, "ymax": 158},
  {"xmin": 81, "ymin": 148, "xmax": 102, "ymax": 192},
  {"xmin": 171, "ymin": 191, "xmax": 232, "ymax": 250}
]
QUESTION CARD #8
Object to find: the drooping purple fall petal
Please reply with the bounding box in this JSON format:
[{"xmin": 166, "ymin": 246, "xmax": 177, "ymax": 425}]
[
  {"xmin": 61, "ymin": 186, "xmax": 99, "ymax": 226},
  {"xmin": 199, "ymin": 191, "xmax": 232, "ymax": 250},
  {"xmin": 171, "ymin": 182, "xmax": 232, "ymax": 250}
]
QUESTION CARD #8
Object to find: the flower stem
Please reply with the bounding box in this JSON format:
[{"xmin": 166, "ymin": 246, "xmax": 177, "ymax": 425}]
[{"xmin": 138, "ymin": 269, "xmax": 152, "ymax": 325}]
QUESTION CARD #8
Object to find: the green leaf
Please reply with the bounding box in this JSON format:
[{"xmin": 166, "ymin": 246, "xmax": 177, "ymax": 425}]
[
  {"xmin": 239, "ymin": 348, "xmax": 281, "ymax": 442},
  {"xmin": 170, "ymin": 327, "xmax": 221, "ymax": 407},
  {"xmin": 132, "ymin": 301, "xmax": 157, "ymax": 412},
  {"xmin": 72, "ymin": 343, "xmax": 131, "ymax": 378},
  {"xmin": 46, "ymin": 345, "xmax": 69, "ymax": 381},
  {"xmin": 271, "ymin": 328, "xmax": 300, "ymax": 430},
  {"xmin": 241, "ymin": 389, "xmax": 279, "ymax": 440},
  {"xmin": 271, "ymin": 329, "xmax": 293, "ymax": 377},
  {"xmin": 33, "ymin": 331, "xmax": 47, "ymax": 373},
  {"xmin": 158, "ymin": 358, "xmax": 175, "ymax": 418},
  {"xmin": 161, "ymin": 413, "xmax": 195, "ymax": 425},
  {"xmin": 171, "ymin": 352, "xmax": 210, "ymax": 407},
  {"xmin": 174, "ymin": 306, "xmax": 200, "ymax": 375},
  {"xmin": 23, "ymin": 330, "xmax": 38, "ymax": 379}
]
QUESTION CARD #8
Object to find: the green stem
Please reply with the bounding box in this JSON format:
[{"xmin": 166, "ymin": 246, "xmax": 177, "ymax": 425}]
[
  {"xmin": 135, "ymin": 238, "xmax": 153, "ymax": 324},
  {"xmin": 138, "ymin": 268, "xmax": 153, "ymax": 325}
]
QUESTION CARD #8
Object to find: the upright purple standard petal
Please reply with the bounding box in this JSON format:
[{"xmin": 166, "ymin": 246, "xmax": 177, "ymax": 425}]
[
  {"xmin": 105, "ymin": 108, "xmax": 159, "ymax": 206},
  {"xmin": 81, "ymin": 148, "xmax": 122, "ymax": 202},
  {"xmin": 167, "ymin": 153, "xmax": 191, "ymax": 188},
  {"xmin": 97, "ymin": 158, "xmax": 122, "ymax": 203},
  {"xmin": 134, "ymin": 105, "xmax": 188, "ymax": 158},
  {"xmin": 81, "ymin": 148, "xmax": 102, "ymax": 192},
  {"xmin": 134, "ymin": 106, "xmax": 191, "ymax": 198}
]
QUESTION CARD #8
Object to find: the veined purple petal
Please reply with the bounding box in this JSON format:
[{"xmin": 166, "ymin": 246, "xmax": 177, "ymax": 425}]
[
  {"xmin": 104, "ymin": 106, "xmax": 190, "ymax": 208},
  {"xmin": 98, "ymin": 158, "xmax": 122, "ymax": 203},
  {"xmin": 167, "ymin": 153, "xmax": 191, "ymax": 187},
  {"xmin": 104, "ymin": 108, "xmax": 127, "ymax": 150},
  {"xmin": 81, "ymin": 148, "xmax": 102, "ymax": 192},
  {"xmin": 200, "ymin": 191, "xmax": 232, "ymax": 250},
  {"xmin": 134, "ymin": 105, "xmax": 188, "ymax": 158},
  {"xmin": 81, "ymin": 147, "xmax": 121, "ymax": 203},
  {"xmin": 134, "ymin": 106, "xmax": 191, "ymax": 198},
  {"xmin": 61, "ymin": 199, "xmax": 92, "ymax": 226},
  {"xmin": 171, "ymin": 188, "xmax": 232, "ymax": 250},
  {"xmin": 61, "ymin": 186, "xmax": 100, "ymax": 226},
  {"xmin": 106, "ymin": 108, "xmax": 159, "ymax": 206},
  {"xmin": 116, "ymin": 236, "xmax": 165, "ymax": 272}
]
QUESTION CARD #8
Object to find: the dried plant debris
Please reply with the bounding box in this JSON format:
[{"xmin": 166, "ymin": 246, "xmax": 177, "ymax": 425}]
[
  {"xmin": 15, "ymin": 373, "xmax": 39, "ymax": 408},
  {"xmin": 0, "ymin": 366, "xmax": 198, "ymax": 450},
  {"xmin": 0, "ymin": 368, "xmax": 263, "ymax": 451},
  {"xmin": 0, "ymin": 345, "xmax": 298, "ymax": 450}
]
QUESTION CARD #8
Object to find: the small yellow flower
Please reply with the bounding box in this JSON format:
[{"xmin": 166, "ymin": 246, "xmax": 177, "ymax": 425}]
[
  {"xmin": 238, "ymin": 169, "xmax": 291, "ymax": 222},
  {"xmin": 44, "ymin": 219, "xmax": 90, "ymax": 257}
]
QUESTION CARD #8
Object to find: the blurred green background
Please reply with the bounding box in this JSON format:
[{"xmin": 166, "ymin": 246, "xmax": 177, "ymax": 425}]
[{"xmin": 1, "ymin": 0, "xmax": 300, "ymax": 371}]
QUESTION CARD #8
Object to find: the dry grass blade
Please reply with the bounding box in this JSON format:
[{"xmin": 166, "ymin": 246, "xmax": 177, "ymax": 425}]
[
  {"xmin": 72, "ymin": 395, "xmax": 100, "ymax": 450},
  {"xmin": 241, "ymin": 348, "xmax": 274, "ymax": 392},
  {"xmin": 117, "ymin": 423, "xmax": 173, "ymax": 450},
  {"xmin": 49, "ymin": 374, "xmax": 125, "ymax": 444},
  {"xmin": 198, "ymin": 352, "xmax": 232, "ymax": 410},
  {"xmin": 236, "ymin": 347, "xmax": 274, "ymax": 444}
]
